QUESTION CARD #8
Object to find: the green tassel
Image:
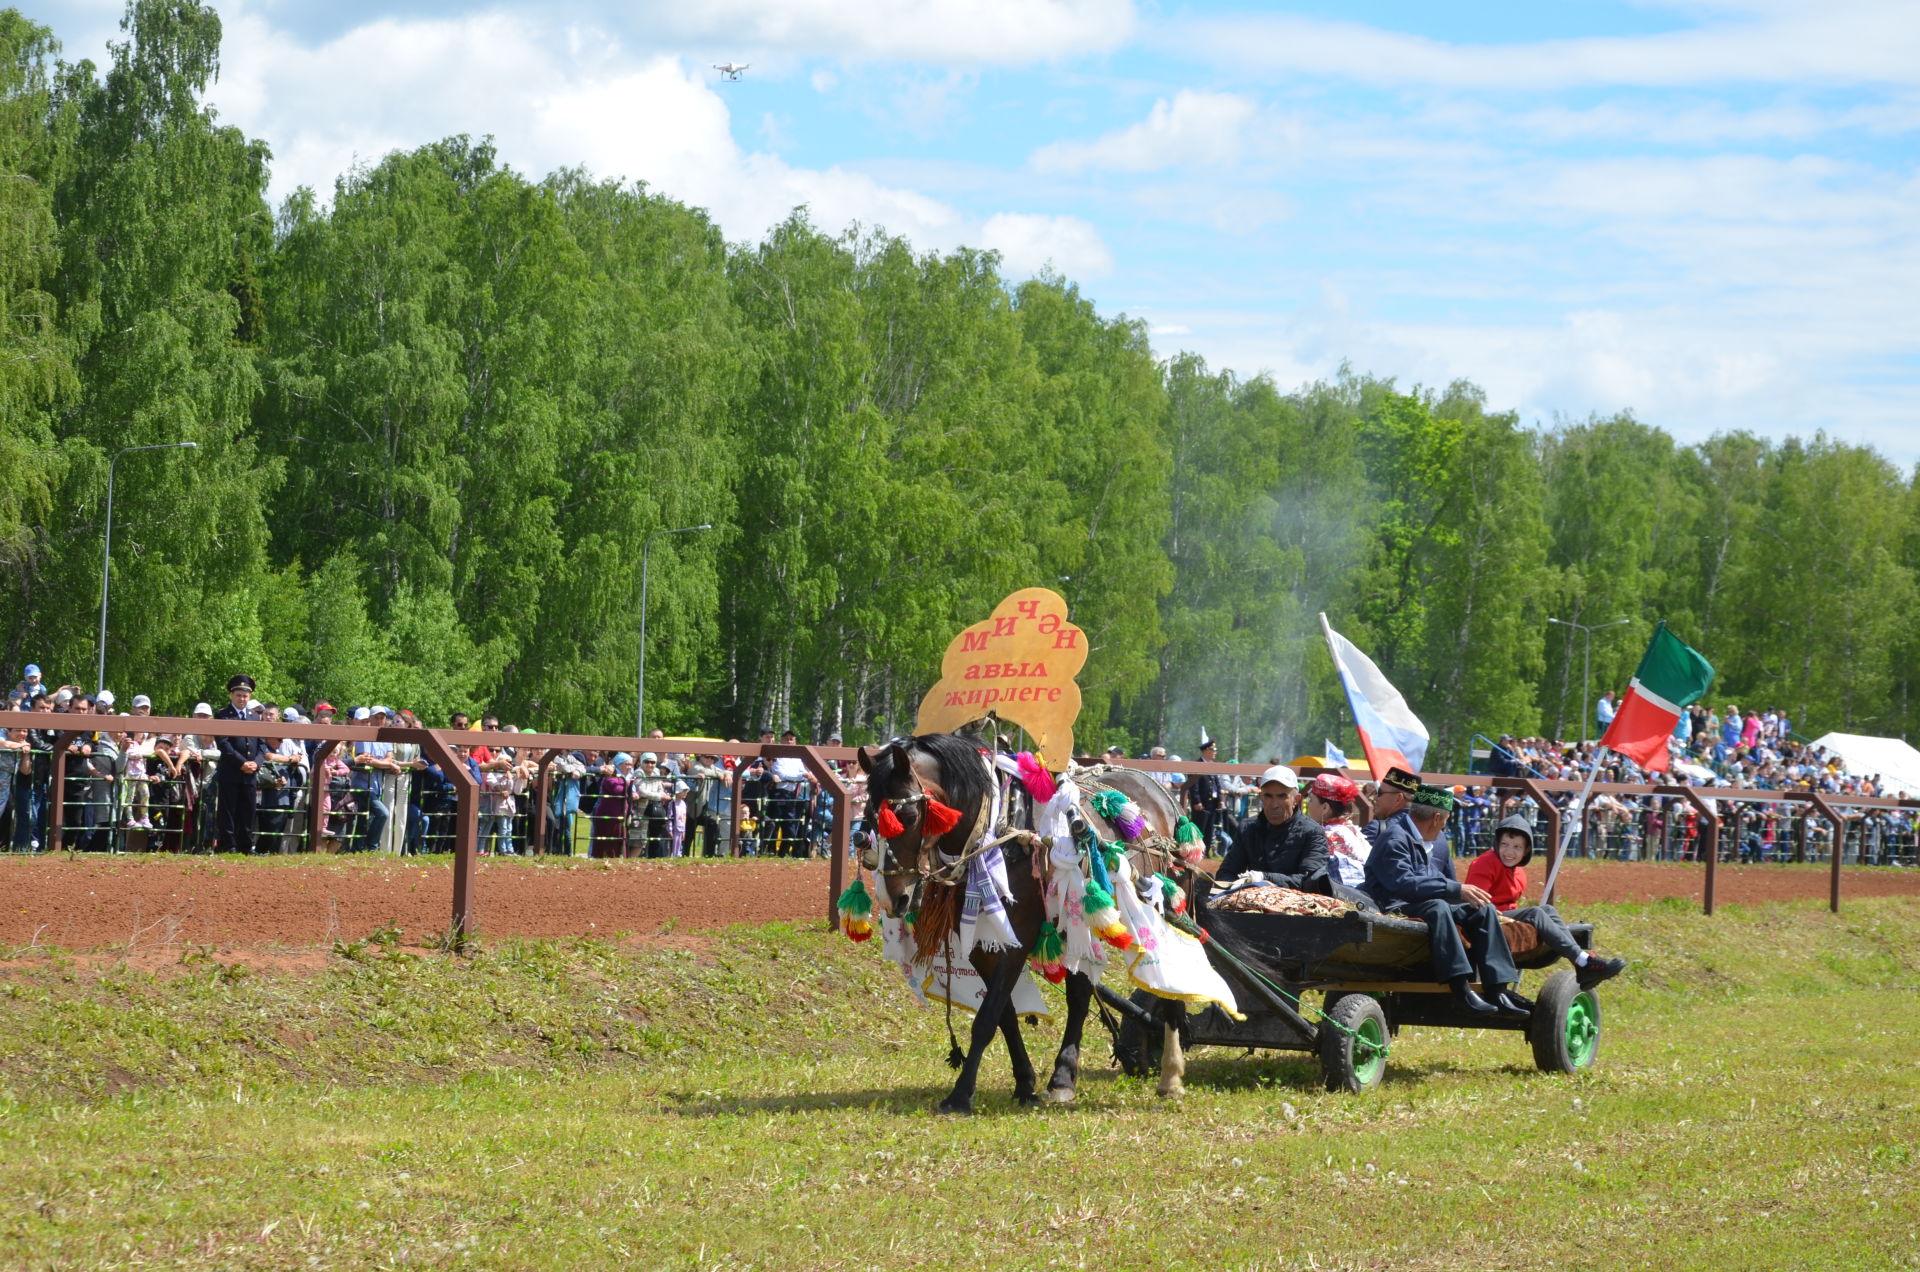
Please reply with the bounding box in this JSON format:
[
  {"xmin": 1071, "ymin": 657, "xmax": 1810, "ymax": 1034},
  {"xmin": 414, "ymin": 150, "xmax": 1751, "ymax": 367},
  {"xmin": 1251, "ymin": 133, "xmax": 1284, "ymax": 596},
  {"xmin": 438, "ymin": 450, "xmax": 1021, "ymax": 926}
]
[
  {"xmin": 1156, "ymin": 873, "xmax": 1178, "ymax": 903},
  {"xmin": 1083, "ymin": 881, "xmax": 1116, "ymax": 915},
  {"xmin": 836, "ymin": 880, "xmax": 873, "ymax": 917},
  {"xmin": 1089, "ymin": 789, "xmax": 1126, "ymax": 820},
  {"xmin": 1175, "ymin": 816, "xmax": 1202, "ymax": 844},
  {"xmin": 1035, "ymin": 920, "xmax": 1065, "ymax": 963},
  {"xmin": 1101, "ymin": 840, "xmax": 1125, "ymax": 872}
]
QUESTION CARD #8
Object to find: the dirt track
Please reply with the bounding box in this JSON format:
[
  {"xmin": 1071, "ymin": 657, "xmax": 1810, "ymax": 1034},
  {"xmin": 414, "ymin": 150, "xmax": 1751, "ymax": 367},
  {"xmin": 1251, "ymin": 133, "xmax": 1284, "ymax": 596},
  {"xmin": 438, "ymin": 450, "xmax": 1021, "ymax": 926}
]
[{"xmin": 1, "ymin": 854, "xmax": 1915, "ymax": 951}]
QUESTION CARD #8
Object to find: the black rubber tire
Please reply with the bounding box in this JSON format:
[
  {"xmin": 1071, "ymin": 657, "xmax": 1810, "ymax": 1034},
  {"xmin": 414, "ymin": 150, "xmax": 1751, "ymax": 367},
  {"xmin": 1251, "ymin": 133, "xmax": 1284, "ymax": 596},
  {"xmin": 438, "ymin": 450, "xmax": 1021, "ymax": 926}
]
[
  {"xmin": 1528, "ymin": 969, "xmax": 1603, "ymax": 1072},
  {"xmin": 1318, "ymin": 992, "xmax": 1390, "ymax": 1093}
]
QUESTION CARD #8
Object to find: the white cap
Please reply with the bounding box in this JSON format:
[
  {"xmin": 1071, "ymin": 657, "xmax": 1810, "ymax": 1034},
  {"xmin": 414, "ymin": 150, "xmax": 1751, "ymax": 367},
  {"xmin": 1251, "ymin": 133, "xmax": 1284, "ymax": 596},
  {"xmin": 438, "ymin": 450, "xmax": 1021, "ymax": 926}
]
[
  {"xmin": 131, "ymin": 694, "xmax": 151, "ymax": 708},
  {"xmin": 192, "ymin": 702, "xmax": 213, "ymax": 716},
  {"xmin": 352, "ymin": 707, "xmax": 371, "ymax": 721},
  {"xmin": 1258, "ymin": 764, "xmax": 1299, "ymax": 790},
  {"xmin": 96, "ymin": 689, "xmax": 115, "ymax": 706},
  {"xmin": 370, "ymin": 705, "xmax": 391, "ymax": 718}
]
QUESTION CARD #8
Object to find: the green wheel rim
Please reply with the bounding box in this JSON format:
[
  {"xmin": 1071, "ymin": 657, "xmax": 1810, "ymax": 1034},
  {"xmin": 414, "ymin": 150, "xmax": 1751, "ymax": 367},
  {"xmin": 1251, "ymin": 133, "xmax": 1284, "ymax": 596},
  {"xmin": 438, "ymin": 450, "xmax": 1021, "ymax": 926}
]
[
  {"xmin": 1565, "ymin": 992, "xmax": 1599, "ymax": 1067},
  {"xmin": 1352, "ymin": 1016, "xmax": 1387, "ymax": 1086}
]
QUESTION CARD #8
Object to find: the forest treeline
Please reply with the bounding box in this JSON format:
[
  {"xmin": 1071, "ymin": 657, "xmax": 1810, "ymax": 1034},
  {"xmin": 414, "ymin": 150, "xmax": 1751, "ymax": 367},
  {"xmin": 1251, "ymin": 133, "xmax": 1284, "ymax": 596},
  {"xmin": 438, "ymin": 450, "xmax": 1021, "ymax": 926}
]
[{"xmin": 4, "ymin": 3, "xmax": 1917, "ymax": 765}]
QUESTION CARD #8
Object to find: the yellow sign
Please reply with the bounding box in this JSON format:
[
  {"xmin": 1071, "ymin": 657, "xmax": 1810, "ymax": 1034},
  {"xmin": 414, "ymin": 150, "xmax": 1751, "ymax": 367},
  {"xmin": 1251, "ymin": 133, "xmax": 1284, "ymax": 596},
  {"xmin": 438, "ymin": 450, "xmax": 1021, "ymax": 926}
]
[{"xmin": 915, "ymin": 588, "xmax": 1088, "ymax": 764}]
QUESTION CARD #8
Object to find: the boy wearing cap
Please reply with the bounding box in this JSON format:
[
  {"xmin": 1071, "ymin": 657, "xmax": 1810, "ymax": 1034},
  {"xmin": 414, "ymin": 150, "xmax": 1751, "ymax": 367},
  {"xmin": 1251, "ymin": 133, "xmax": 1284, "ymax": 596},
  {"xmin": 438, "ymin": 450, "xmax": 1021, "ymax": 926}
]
[
  {"xmin": 1466, "ymin": 816, "xmax": 1626, "ymax": 989},
  {"xmin": 1218, "ymin": 765, "xmax": 1334, "ymax": 895},
  {"xmin": 1362, "ymin": 784, "xmax": 1529, "ymax": 1018}
]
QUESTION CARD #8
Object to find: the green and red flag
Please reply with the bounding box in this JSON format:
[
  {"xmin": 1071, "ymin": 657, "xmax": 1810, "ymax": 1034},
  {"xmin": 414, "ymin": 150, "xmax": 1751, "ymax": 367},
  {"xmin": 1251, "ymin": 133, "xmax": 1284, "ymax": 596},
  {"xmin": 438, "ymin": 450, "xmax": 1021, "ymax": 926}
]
[{"xmin": 1599, "ymin": 621, "xmax": 1716, "ymax": 772}]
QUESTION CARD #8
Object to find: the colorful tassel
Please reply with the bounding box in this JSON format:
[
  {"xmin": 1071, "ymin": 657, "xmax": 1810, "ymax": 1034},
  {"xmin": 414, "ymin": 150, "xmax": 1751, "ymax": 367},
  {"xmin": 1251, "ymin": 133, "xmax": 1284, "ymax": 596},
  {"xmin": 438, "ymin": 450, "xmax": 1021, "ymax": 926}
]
[
  {"xmin": 837, "ymin": 880, "xmax": 875, "ymax": 942},
  {"xmin": 1174, "ymin": 816, "xmax": 1206, "ymax": 863},
  {"xmin": 1090, "ymin": 788, "xmax": 1147, "ymax": 840},
  {"xmin": 1016, "ymin": 752, "xmax": 1057, "ymax": 804},
  {"xmin": 922, "ymin": 797, "xmax": 963, "ymax": 838},
  {"xmin": 1030, "ymin": 920, "xmax": 1068, "ymax": 984},
  {"xmin": 1155, "ymin": 873, "xmax": 1187, "ymax": 915},
  {"xmin": 1082, "ymin": 880, "xmax": 1134, "ymax": 951},
  {"xmin": 876, "ymin": 801, "xmax": 905, "ymax": 840}
]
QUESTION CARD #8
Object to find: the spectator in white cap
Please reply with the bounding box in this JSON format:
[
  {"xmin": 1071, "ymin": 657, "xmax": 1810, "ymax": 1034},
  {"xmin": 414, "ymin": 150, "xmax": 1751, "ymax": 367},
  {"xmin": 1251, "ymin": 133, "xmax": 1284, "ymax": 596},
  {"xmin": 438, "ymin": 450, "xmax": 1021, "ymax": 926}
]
[
  {"xmin": 350, "ymin": 707, "xmax": 401, "ymax": 853},
  {"xmin": 1217, "ymin": 763, "xmax": 1336, "ymax": 896},
  {"xmin": 95, "ymin": 689, "xmax": 115, "ymax": 709},
  {"xmin": 130, "ymin": 694, "xmax": 152, "ymax": 717}
]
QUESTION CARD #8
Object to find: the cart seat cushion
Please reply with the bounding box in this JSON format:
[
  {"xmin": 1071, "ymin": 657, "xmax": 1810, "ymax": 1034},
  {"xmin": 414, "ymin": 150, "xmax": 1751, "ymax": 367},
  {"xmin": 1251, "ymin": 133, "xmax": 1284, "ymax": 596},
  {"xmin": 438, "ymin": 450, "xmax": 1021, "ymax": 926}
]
[
  {"xmin": 1211, "ymin": 885, "xmax": 1353, "ymax": 917},
  {"xmin": 1497, "ymin": 917, "xmax": 1541, "ymax": 957}
]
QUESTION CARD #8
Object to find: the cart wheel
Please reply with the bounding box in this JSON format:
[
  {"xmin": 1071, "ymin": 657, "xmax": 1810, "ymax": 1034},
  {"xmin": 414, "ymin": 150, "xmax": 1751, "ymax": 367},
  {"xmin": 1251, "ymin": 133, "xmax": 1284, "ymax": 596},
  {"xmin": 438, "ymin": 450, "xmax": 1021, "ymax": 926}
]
[
  {"xmin": 1319, "ymin": 993, "xmax": 1389, "ymax": 1093},
  {"xmin": 1528, "ymin": 969, "xmax": 1602, "ymax": 1072}
]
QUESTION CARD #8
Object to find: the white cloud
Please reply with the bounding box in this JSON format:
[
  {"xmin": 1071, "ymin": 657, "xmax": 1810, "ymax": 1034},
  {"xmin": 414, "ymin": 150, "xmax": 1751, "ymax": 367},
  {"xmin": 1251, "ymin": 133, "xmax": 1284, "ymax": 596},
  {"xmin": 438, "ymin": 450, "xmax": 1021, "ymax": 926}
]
[
  {"xmin": 978, "ymin": 213, "xmax": 1114, "ymax": 278},
  {"xmin": 1518, "ymin": 97, "xmax": 1920, "ymax": 144},
  {"xmin": 1175, "ymin": 1, "xmax": 1920, "ymax": 89},
  {"xmin": 199, "ymin": 3, "xmax": 1108, "ymax": 278},
  {"xmin": 1031, "ymin": 89, "xmax": 1257, "ymax": 173},
  {"xmin": 641, "ymin": 0, "xmax": 1136, "ymax": 65},
  {"xmin": 810, "ymin": 68, "xmax": 839, "ymax": 93}
]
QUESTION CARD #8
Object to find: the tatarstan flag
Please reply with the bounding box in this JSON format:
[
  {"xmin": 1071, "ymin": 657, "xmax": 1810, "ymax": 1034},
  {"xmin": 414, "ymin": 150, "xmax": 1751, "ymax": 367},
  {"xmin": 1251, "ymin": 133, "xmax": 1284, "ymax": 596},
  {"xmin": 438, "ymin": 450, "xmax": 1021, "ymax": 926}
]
[{"xmin": 1600, "ymin": 621, "xmax": 1716, "ymax": 772}]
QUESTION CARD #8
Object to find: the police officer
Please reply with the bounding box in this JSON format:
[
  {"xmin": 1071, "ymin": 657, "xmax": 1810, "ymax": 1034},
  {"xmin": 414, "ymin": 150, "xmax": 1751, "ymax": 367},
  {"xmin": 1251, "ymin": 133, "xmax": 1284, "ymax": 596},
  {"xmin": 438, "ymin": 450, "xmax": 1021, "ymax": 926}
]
[
  {"xmin": 1184, "ymin": 732, "xmax": 1226, "ymax": 852},
  {"xmin": 213, "ymin": 673, "xmax": 267, "ymax": 854}
]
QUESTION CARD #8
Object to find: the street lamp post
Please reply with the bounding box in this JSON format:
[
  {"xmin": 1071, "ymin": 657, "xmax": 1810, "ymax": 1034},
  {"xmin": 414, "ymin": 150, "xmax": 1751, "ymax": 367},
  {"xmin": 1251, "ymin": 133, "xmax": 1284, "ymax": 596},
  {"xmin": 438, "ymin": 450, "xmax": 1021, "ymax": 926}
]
[
  {"xmin": 636, "ymin": 523, "xmax": 713, "ymax": 737},
  {"xmin": 97, "ymin": 441, "xmax": 198, "ymax": 694},
  {"xmin": 1548, "ymin": 616, "xmax": 1632, "ymax": 744}
]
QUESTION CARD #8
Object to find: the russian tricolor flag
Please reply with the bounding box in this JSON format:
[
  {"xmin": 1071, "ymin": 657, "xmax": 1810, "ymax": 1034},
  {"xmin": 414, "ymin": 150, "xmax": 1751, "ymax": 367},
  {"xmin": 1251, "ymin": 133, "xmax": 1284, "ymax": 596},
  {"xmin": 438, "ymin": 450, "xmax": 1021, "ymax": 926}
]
[{"xmin": 1319, "ymin": 614, "xmax": 1430, "ymax": 779}]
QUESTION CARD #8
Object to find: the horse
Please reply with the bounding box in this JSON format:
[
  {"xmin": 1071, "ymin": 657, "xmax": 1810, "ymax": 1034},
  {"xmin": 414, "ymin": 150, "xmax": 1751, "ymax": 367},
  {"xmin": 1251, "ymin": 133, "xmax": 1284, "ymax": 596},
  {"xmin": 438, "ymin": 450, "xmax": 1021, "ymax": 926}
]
[{"xmin": 856, "ymin": 732, "xmax": 1199, "ymax": 1114}]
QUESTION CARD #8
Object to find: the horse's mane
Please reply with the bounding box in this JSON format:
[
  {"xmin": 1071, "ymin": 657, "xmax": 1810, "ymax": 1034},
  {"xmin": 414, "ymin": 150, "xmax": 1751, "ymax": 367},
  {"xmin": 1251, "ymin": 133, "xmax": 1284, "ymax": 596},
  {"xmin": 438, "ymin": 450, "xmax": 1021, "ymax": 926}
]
[{"xmin": 911, "ymin": 731, "xmax": 992, "ymax": 823}]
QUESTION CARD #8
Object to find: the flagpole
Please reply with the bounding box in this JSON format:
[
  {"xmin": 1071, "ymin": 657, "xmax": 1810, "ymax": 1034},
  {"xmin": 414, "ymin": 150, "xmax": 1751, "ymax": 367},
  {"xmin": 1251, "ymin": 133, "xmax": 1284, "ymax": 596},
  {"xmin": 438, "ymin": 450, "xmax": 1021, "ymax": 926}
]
[{"xmin": 1541, "ymin": 746, "xmax": 1603, "ymax": 907}]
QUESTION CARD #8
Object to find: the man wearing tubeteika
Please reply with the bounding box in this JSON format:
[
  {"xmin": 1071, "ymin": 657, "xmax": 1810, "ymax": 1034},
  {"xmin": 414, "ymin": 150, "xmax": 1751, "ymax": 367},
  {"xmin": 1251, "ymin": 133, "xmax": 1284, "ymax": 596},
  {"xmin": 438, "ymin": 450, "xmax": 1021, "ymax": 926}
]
[{"xmin": 1360, "ymin": 783, "xmax": 1529, "ymax": 1019}]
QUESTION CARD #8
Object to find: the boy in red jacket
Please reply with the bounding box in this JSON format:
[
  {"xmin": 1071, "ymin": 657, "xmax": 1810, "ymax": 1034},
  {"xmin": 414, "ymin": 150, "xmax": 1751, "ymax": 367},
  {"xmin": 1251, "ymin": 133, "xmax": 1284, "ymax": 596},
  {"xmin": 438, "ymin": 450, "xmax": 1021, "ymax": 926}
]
[{"xmin": 1466, "ymin": 815, "xmax": 1626, "ymax": 990}]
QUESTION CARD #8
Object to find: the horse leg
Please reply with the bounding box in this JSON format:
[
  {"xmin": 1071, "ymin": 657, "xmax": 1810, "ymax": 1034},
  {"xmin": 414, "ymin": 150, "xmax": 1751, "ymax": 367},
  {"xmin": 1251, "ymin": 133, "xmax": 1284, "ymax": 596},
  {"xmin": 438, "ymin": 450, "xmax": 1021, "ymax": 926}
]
[
  {"xmin": 938, "ymin": 953, "xmax": 1023, "ymax": 1116},
  {"xmin": 1045, "ymin": 971, "xmax": 1094, "ymax": 1103},
  {"xmin": 1156, "ymin": 999, "xmax": 1187, "ymax": 1099},
  {"xmin": 997, "ymin": 1003, "xmax": 1041, "ymax": 1107}
]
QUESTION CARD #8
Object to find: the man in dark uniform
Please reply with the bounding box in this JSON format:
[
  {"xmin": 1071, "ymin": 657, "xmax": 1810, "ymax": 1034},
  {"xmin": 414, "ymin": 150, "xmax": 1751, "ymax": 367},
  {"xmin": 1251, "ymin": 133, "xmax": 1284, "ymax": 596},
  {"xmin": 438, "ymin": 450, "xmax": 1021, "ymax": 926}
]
[
  {"xmin": 1361, "ymin": 784, "xmax": 1528, "ymax": 1018},
  {"xmin": 213, "ymin": 674, "xmax": 267, "ymax": 854},
  {"xmin": 1184, "ymin": 732, "xmax": 1226, "ymax": 853},
  {"xmin": 1218, "ymin": 765, "xmax": 1333, "ymax": 893},
  {"xmin": 1365, "ymin": 765, "xmax": 1455, "ymax": 881}
]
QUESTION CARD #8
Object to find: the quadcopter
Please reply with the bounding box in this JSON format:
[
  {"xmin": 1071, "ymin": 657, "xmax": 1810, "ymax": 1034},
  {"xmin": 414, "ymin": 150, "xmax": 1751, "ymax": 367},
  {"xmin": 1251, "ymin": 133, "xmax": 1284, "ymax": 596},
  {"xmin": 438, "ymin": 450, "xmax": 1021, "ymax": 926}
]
[{"xmin": 714, "ymin": 62, "xmax": 749, "ymax": 81}]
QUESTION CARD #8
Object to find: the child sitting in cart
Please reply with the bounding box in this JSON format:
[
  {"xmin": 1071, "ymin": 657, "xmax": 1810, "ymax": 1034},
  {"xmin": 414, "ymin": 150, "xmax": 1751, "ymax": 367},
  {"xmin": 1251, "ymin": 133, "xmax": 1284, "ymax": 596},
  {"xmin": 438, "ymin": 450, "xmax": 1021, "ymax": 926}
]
[{"xmin": 1467, "ymin": 815, "xmax": 1627, "ymax": 990}]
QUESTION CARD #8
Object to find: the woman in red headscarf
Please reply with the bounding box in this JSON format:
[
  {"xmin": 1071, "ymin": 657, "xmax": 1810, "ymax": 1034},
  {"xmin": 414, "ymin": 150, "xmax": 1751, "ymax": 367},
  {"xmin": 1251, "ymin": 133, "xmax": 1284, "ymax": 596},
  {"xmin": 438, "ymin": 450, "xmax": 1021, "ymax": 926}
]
[{"xmin": 1306, "ymin": 772, "xmax": 1372, "ymax": 892}]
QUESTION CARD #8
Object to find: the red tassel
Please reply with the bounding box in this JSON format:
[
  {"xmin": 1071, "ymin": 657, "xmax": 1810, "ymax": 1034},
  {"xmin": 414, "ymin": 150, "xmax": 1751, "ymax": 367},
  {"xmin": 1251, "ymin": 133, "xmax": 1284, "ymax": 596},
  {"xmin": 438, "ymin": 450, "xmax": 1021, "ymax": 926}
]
[
  {"xmin": 876, "ymin": 801, "xmax": 905, "ymax": 840},
  {"xmin": 922, "ymin": 797, "xmax": 963, "ymax": 837}
]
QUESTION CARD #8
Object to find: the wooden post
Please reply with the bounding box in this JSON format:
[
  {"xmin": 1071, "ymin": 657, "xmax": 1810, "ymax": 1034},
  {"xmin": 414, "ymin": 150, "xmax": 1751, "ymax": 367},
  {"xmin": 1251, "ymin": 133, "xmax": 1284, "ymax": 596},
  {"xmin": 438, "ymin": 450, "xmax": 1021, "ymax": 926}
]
[
  {"xmin": 1661, "ymin": 784, "xmax": 1721, "ymax": 916},
  {"xmin": 417, "ymin": 730, "xmax": 479, "ymax": 938},
  {"xmin": 1520, "ymin": 778, "xmax": 1563, "ymax": 906},
  {"xmin": 765, "ymin": 744, "xmax": 852, "ymax": 930},
  {"xmin": 728, "ymin": 762, "xmax": 748, "ymax": 857},
  {"xmin": 307, "ymin": 740, "xmax": 339, "ymax": 852},
  {"xmin": 47, "ymin": 733, "xmax": 74, "ymax": 853},
  {"xmin": 533, "ymin": 749, "xmax": 558, "ymax": 856}
]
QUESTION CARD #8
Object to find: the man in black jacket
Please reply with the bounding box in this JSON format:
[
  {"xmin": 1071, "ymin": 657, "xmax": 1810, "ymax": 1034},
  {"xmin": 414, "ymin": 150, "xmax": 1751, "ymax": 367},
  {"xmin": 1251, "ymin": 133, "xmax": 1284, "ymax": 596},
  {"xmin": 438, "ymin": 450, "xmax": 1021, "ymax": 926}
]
[
  {"xmin": 1184, "ymin": 733, "xmax": 1226, "ymax": 852},
  {"xmin": 1218, "ymin": 765, "xmax": 1333, "ymax": 893},
  {"xmin": 213, "ymin": 674, "xmax": 267, "ymax": 854}
]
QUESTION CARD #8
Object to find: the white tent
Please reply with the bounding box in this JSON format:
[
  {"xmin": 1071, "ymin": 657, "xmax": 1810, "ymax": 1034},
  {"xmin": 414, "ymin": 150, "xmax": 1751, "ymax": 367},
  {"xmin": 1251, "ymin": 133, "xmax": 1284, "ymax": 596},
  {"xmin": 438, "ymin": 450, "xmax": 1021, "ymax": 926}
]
[{"xmin": 1808, "ymin": 732, "xmax": 1920, "ymax": 799}]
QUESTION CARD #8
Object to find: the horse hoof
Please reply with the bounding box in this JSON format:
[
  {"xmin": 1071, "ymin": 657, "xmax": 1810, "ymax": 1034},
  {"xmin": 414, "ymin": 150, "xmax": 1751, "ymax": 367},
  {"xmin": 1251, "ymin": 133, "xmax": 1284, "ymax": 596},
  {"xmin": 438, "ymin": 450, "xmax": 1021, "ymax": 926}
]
[
  {"xmin": 936, "ymin": 1099, "xmax": 974, "ymax": 1116},
  {"xmin": 1157, "ymin": 1082, "xmax": 1185, "ymax": 1100},
  {"xmin": 1015, "ymin": 1093, "xmax": 1044, "ymax": 1109},
  {"xmin": 1045, "ymin": 1086, "xmax": 1077, "ymax": 1105}
]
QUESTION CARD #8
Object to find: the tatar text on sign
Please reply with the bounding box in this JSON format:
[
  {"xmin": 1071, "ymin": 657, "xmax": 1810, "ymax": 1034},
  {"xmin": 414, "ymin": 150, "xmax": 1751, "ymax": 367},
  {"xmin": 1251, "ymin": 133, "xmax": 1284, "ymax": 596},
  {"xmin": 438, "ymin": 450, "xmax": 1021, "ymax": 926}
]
[{"xmin": 915, "ymin": 587, "xmax": 1087, "ymax": 764}]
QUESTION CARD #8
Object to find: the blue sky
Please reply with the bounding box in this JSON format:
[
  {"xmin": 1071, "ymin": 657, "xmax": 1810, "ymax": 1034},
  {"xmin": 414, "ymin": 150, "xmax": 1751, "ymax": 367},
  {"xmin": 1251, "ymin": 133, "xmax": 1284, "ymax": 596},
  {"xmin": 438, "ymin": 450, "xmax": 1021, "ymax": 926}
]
[{"xmin": 39, "ymin": 0, "xmax": 1920, "ymax": 464}]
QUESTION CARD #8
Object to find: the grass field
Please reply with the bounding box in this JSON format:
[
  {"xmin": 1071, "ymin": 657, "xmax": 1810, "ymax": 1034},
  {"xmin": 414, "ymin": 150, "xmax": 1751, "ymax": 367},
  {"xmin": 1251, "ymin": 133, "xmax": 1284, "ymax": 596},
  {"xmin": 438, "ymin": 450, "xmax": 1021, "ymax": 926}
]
[{"xmin": 1, "ymin": 898, "xmax": 1916, "ymax": 1270}]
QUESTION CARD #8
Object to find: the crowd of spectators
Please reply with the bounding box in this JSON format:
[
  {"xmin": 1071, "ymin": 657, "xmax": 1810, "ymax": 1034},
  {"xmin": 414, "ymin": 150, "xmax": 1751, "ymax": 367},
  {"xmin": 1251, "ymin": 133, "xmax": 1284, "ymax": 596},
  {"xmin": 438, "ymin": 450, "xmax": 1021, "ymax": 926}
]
[
  {"xmin": 0, "ymin": 667, "xmax": 854, "ymax": 859},
  {"xmin": 4, "ymin": 662, "xmax": 1914, "ymax": 868}
]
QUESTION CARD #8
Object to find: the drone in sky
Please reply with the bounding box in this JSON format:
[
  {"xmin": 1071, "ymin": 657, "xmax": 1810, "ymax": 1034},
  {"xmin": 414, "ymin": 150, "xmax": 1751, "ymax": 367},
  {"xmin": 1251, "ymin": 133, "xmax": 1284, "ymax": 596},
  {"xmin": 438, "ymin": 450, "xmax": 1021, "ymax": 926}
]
[{"xmin": 714, "ymin": 62, "xmax": 750, "ymax": 81}]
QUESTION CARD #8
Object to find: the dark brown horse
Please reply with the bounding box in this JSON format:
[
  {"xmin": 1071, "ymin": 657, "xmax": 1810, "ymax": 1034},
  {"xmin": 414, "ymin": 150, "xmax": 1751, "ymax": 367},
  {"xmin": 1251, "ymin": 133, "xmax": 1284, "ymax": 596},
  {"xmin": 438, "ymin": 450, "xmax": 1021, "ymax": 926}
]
[{"xmin": 856, "ymin": 732, "xmax": 1196, "ymax": 1113}]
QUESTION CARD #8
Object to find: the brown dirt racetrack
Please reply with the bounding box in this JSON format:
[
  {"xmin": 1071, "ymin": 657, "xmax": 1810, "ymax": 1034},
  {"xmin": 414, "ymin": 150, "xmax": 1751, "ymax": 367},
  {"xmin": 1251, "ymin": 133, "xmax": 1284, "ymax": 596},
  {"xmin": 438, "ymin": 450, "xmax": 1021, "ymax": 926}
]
[{"xmin": 0, "ymin": 855, "xmax": 1916, "ymax": 951}]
